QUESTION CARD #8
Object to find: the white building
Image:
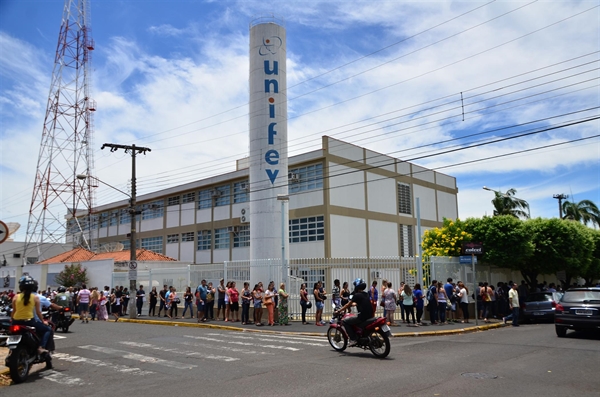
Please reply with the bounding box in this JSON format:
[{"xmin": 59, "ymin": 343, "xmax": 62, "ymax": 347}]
[{"xmin": 68, "ymin": 137, "xmax": 458, "ymax": 264}]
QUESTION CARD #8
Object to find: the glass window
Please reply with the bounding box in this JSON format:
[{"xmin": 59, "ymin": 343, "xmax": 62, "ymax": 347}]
[
  {"xmin": 399, "ymin": 224, "xmax": 414, "ymax": 257},
  {"xmin": 141, "ymin": 236, "xmax": 163, "ymax": 254},
  {"xmin": 167, "ymin": 234, "xmax": 179, "ymax": 244},
  {"xmin": 398, "ymin": 183, "xmax": 412, "ymax": 215},
  {"xmin": 289, "ymin": 163, "xmax": 323, "ymax": 193},
  {"xmin": 198, "ymin": 189, "xmax": 212, "ymax": 209},
  {"xmin": 181, "ymin": 232, "xmax": 195, "ymax": 242},
  {"xmin": 561, "ymin": 291, "xmax": 600, "ymax": 303},
  {"xmin": 121, "ymin": 240, "xmax": 131, "ymax": 250},
  {"xmin": 109, "ymin": 210, "xmax": 118, "ymax": 226},
  {"xmin": 120, "ymin": 208, "xmax": 131, "ymax": 224},
  {"xmin": 214, "ymin": 227, "xmax": 230, "ymax": 249},
  {"xmin": 233, "ymin": 225, "xmax": 250, "ymax": 247},
  {"xmin": 233, "ymin": 180, "xmax": 249, "ymax": 203},
  {"xmin": 168, "ymin": 196, "xmax": 180, "ymax": 206},
  {"xmin": 182, "ymin": 192, "xmax": 195, "ymax": 203},
  {"xmin": 142, "ymin": 200, "xmax": 164, "ymax": 220},
  {"xmin": 289, "ymin": 216, "xmax": 324, "ymax": 243},
  {"xmin": 197, "ymin": 231, "xmax": 211, "ymax": 251},
  {"xmin": 99, "ymin": 212, "xmax": 108, "ymax": 228},
  {"xmin": 214, "ymin": 185, "xmax": 231, "ymax": 207}
]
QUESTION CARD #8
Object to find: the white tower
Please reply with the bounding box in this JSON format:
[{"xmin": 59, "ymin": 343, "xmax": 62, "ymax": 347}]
[{"xmin": 248, "ymin": 19, "xmax": 289, "ymax": 285}]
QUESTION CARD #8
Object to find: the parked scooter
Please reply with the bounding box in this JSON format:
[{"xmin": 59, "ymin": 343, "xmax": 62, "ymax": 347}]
[
  {"xmin": 327, "ymin": 304, "xmax": 392, "ymax": 358},
  {"xmin": 5, "ymin": 323, "xmax": 52, "ymax": 384}
]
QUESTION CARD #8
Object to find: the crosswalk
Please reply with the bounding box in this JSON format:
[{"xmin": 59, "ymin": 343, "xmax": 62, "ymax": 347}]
[{"xmin": 39, "ymin": 331, "xmax": 327, "ymax": 387}]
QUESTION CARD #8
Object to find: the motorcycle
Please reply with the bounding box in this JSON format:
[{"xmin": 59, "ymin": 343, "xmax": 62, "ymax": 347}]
[
  {"xmin": 5, "ymin": 323, "xmax": 53, "ymax": 384},
  {"xmin": 327, "ymin": 306, "xmax": 392, "ymax": 358},
  {"xmin": 53, "ymin": 307, "xmax": 74, "ymax": 333}
]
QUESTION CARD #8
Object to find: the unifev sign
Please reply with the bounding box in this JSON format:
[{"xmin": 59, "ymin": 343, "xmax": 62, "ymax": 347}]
[{"xmin": 461, "ymin": 242, "xmax": 484, "ymax": 255}]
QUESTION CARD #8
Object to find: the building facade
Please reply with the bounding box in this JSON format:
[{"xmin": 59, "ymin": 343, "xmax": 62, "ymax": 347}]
[{"xmin": 68, "ymin": 137, "xmax": 459, "ymax": 264}]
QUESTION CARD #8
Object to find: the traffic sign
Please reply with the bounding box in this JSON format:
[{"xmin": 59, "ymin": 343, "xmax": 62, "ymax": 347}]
[
  {"xmin": 128, "ymin": 269, "xmax": 138, "ymax": 280},
  {"xmin": 459, "ymin": 255, "xmax": 477, "ymax": 264},
  {"xmin": 128, "ymin": 261, "xmax": 137, "ymax": 270},
  {"xmin": 0, "ymin": 220, "xmax": 8, "ymax": 244}
]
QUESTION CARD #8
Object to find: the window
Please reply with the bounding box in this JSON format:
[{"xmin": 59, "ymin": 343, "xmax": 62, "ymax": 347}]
[
  {"xmin": 167, "ymin": 234, "xmax": 179, "ymax": 244},
  {"xmin": 181, "ymin": 232, "xmax": 195, "ymax": 242},
  {"xmin": 26, "ymin": 257, "xmax": 38, "ymax": 264},
  {"xmin": 289, "ymin": 216, "xmax": 325, "ymax": 243},
  {"xmin": 233, "ymin": 225, "xmax": 250, "ymax": 247},
  {"xmin": 142, "ymin": 200, "xmax": 164, "ymax": 220},
  {"xmin": 197, "ymin": 231, "xmax": 211, "ymax": 251},
  {"xmin": 399, "ymin": 224, "xmax": 414, "ymax": 257},
  {"xmin": 214, "ymin": 185, "xmax": 231, "ymax": 207},
  {"xmin": 233, "ymin": 180, "xmax": 249, "ymax": 203},
  {"xmin": 398, "ymin": 183, "xmax": 412, "ymax": 215},
  {"xmin": 141, "ymin": 236, "xmax": 163, "ymax": 254},
  {"xmin": 109, "ymin": 211, "xmax": 118, "ymax": 226},
  {"xmin": 121, "ymin": 240, "xmax": 130, "ymax": 250},
  {"xmin": 67, "ymin": 219, "xmax": 78, "ymax": 234},
  {"xmin": 182, "ymin": 192, "xmax": 195, "ymax": 203},
  {"xmin": 99, "ymin": 212, "xmax": 108, "ymax": 228},
  {"xmin": 214, "ymin": 227, "xmax": 230, "ymax": 249},
  {"xmin": 120, "ymin": 209, "xmax": 130, "ymax": 224},
  {"xmin": 289, "ymin": 163, "xmax": 323, "ymax": 193},
  {"xmin": 198, "ymin": 189, "xmax": 212, "ymax": 209},
  {"xmin": 168, "ymin": 195, "xmax": 180, "ymax": 206},
  {"xmin": 12, "ymin": 253, "xmax": 21, "ymax": 258}
]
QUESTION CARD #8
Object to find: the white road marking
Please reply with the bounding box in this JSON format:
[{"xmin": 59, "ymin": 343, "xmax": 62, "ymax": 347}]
[
  {"xmin": 174, "ymin": 339, "xmax": 275, "ymax": 356},
  {"xmin": 119, "ymin": 341, "xmax": 239, "ymax": 362},
  {"xmin": 79, "ymin": 345, "xmax": 197, "ymax": 369},
  {"xmin": 53, "ymin": 335, "xmax": 67, "ymax": 340},
  {"xmin": 208, "ymin": 333, "xmax": 328, "ymax": 347},
  {"xmin": 38, "ymin": 369, "xmax": 89, "ymax": 386},
  {"xmin": 207, "ymin": 332, "xmax": 326, "ymax": 342},
  {"xmin": 183, "ymin": 335, "xmax": 300, "ymax": 351},
  {"xmin": 52, "ymin": 352, "xmax": 154, "ymax": 375}
]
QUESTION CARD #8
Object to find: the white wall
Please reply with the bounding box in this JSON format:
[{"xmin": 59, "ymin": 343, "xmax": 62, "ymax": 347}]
[
  {"xmin": 366, "ymin": 172, "xmax": 396, "ymax": 215},
  {"xmin": 166, "ymin": 243, "xmax": 179, "ymax": 261},
  {"xmin": 213, "ymin": 206, "xmax": 230, "ymax": 221},
  {"xmin": 329, "ymin": 163, "xmax": 365, "ymax": 210},
  {"xmin": 213, "ymin": 249, "xmax": 229, "ymax": 263},
  {"xmin": 328, "ymin": 138, "xmax": 364, "ymax": 162},
  {"xmin": 412, "ymin": 164, "xmax": 435, "ymax": 183},
  {"xmin": 368, "ymin": 220, "xmax": 399, "ymax": 257},
  {"xmin": 232, "ymin": 247, "xmax": 250, "ymax": 261},
  {"xmin": 437, "ymin": 191, "xmax": 458, "ymax": 221},
  {"xmin": 166, "ymin": 205, "xmax": 180, "ymax": 228},
  {"xmin": 196, "ymin": 251, "xmax": 211, "ymax": 264},
  {"xmin": 180, "ymin": 242, "xmax": 195, "ymax": 262},
  {"xmin": 181, "ymin": 203, "xmax": 195, "ymax": 226},
  {"xmin": 330, "ymin": 215, "xmax": 367, "ymax": 257},
  {"xmin": 435, "ymin": 172, "xmax": 456, "ymax": 189},
  {"xmin": 290, "ymin": 241, "xmax": 325, "ymax": 258},
  {"xmin": 413, "ymin": 185, "xmax": 437, "ymax": 221},
  {"xmin": 365, "ymin": 150, "xmax": 395, "ymax": 172},
  {"xmin": 290, "ymin": 190, "xmax": 323, "ymax": 210},
  {"xmin": 196, "ymin": 208, "xmax": 211, "ymax": 224},
  {"xmin": 141, "ymin": 217, "xmax": 163, "ymax": 232}
]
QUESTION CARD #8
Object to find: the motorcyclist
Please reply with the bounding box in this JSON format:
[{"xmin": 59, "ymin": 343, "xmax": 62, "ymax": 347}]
[
  {"xmin": 336, "ymin": 278, "xmax": 374, "ymax": 345},
  {"xmin": 10, "ymin": 275, "xmax": 50, "ymax": 355},
  {"xmin": 52, "ymin": 286, "xmax": 71, "ymax": 325},
  {"xmin": 32, "ymin": 281, "xmax": 60, "ymax": 352}
]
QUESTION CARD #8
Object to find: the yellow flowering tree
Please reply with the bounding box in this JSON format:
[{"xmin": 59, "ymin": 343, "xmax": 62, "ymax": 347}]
[{"xmin": 421, "ymin": 218, "xmax": 472, "ymax": 260}]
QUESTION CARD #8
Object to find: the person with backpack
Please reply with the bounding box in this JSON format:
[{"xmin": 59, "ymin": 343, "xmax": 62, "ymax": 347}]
[
  {"xmin": 427, "ymin": 280, "xmax": 438, "ymax": 325},
  {"xmin": 413, "ymin": 283, "xmax": 424, "ymax": 325}
]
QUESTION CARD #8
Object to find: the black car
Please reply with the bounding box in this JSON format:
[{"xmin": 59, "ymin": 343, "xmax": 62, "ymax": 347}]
[
  {"xmin": 555, "ymin": 287, "xmax": 600, "ymax": 337},
  {"xmin": 522, "ymin": 291, "xmax": 563, "ymax": 322}
]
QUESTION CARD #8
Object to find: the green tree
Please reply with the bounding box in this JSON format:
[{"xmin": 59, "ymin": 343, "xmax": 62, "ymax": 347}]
[
  {"xmin": 582, "ymin": 228, "xmax": 600, "ymax": 286},
  {"xmin": 525, "ymin": 218, "xmax": 593, "ymax": 289},
  {"xmin": 562, "ymin": 199, "xmax": 600, "ymax": 227},
  {"xmin": 421, "ymin": 218, "xmax": 472, "ymax": 259},
  {"xmin": 489, "ymin": 188, "xmax": 530, "ymax": 219},
  {"xmin": 54, "ymin": 263, "xmax": 89, "ymax": 288}
]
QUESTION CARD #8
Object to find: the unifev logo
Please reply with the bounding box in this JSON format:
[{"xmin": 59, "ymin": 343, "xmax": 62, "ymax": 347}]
[{"xmin": 259, "ymin": 35, "xmax": 282, "ymax": 185}]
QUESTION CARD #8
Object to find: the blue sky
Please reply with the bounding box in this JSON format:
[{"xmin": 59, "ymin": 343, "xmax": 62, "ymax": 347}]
[{"xmin": 1, "ymin": 0, "xmax": 599, "ymax": 241}]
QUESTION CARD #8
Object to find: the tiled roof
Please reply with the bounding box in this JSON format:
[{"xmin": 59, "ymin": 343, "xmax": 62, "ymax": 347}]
[{"xmin": 37, "ymin": 248, "xmax": 176, "ymax": 264}]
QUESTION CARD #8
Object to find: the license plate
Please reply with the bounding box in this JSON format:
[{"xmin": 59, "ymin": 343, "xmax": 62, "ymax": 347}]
[
  {"xmin": 576, "ymin": 309, "xmax": 593, "ymax": 316},
  {"xmin": 533, "ymin": 312, "xmax": 545, "ymax": 316},
  {"xmin": 64, "ymin": 312, "xmax": 71, "ymax": 318},
  {"xmin": 381, "ymin": 324, "xmax": 390, "ymax": 332},
  {"xmin": 7, "ymin": 335, "xmax": 22, "ymax": 344}
]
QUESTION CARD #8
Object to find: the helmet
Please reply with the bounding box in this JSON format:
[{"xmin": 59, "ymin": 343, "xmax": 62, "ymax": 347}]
[
  {"xmin": 353, "ymin": 278, "xmax": 366, "ymax": 291},
  {"xmin": 57, "ymin": 286, "xmax": 66, "ymax": 293},
  {"xmin": 19, "ymin": 275, "xmax": 36, "ymax": 291}
]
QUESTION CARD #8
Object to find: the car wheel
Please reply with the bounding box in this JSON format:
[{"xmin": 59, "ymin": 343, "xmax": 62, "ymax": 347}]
[{"xmin": 555, "ymin": 325, "xmax": 567, "ymax": 338}]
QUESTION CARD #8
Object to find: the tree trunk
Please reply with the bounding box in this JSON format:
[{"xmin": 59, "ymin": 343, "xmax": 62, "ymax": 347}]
[{"xmin": 520, "ymin": 271, "xmax": 538, "ymax": 292}]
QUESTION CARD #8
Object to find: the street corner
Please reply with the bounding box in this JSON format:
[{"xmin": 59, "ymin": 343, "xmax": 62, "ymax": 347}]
[{"xmin": 392, "ymin": 321, "xmax": 505, "ymax": 337}]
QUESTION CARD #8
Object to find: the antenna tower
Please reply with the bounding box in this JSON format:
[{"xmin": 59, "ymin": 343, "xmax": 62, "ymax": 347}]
[{"xmin": 24, "ymin": 0, "xmax": 97, "ymax": 263}]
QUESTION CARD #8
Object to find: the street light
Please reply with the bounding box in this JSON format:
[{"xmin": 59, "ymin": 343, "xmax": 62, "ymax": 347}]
[
  {"xmin": 482, "ymin": 186, "xmax": 531, "ymax": 219},
  {"xmin": 277, "ymin": 194, "xmax": 289, "ymax": 286}
]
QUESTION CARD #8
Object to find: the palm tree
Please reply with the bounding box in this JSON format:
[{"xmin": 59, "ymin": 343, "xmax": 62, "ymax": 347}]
[
  {"xmin": 562, "ymin": 199, "xmax": 600, "ymax": 227},
  {"xmin": 490, "ymin": 188, "xmax": 530, "ymax": 219}
]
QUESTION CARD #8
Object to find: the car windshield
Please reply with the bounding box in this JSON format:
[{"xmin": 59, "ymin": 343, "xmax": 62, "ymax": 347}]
[{"xmin": 561, "ymin": 291, "xmax": 600, "ymax": 303}]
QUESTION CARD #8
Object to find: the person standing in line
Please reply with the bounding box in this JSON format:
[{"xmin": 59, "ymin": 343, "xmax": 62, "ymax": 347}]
[
  {"xmin": 401, "ymin": 284, "xmax": 416, "ymax": 325},
  {"xmin": 369, "ymin": 280, "xmax": 378, "ymax": 317},
  {"xmin": 228, "ymin": 282, "xmax": 240, "ymax": 322},
  {"xmin": 300, "ymin": 283, "xmax": 310, "ymax": 324},
  {"xmin": 181, "ymin": 286, "xmax": 194, "ymax": 319},
  {"xmin": 168, "ymin": 287, "xmax": 179, "ymax": 319},
  {"xmin": 206, "ymin": 282, "xmax": 216, "ymax": 320},
  {"xmin": 383, "ymin": 282, "xmax": 397, "ymax": 326},
  {"xmin": 314, "ymin": 281, "xmax": 325, "ymax": 326},
  {"xmin": 148, "ymin": 286, "xmax": 158, "ymax": 317},
  {"xmin": 241, "ymin": 282, "xmax": 252, "ymax": 325},
  {"xmin": 111, "ymin": 288, "xmax": 121, "ymax": 322},
  {"xmin": 77, "ymin": 283, "xmax": 91, "ymax": 324},
  {"xmin": 264, "ymin": 281, "xmax": 276, "ymax": 326},
  {"xmin": 252, "ymin": 283, "xmax": 263, "ymax": 326},
  {"xmin": 122, "ymin": 287, "xmax": 130, "ymax": 316},
  {"xmin": 444, "ymin": 278, "xmax": 454, "ymax": 322},
  {"xmin": 89, "ymin": 288, "xmax": 99, "ymax": 321},
  {"xmin": 136, "ymin": 285, "xmax": 145, "ymax": 317},
  {"xmin": 224, "ymin": 281, "xmax": 232, "ymax": 322},
  {"xmin": 503, "ymin": 282, "xmax": 520, "ymax": 327},
  {"xmin": 427, "ymin": 280, "xmax": 438, "ymax": 325},
  {"xmin": 196, "ymin": 280, "xmax": 208, "ymax": 322},
  {"xmin": 481, "ymin": 282, "xmax": 493, "ymax": 323},
  {"xmin": 437, "ymin": 282, "xmax": 448, "ymax": 325},
  {"xmin": 278, "ymin": 282, "xmax": 289, "ymax": 326},
  {"xmin": 380, "ymin": 279, "xmax": 388, "ymax": 318},
  {"xmin": 517, "ymin": 280, "xmax": 528, "ymax": 308},
  {"xmin": 158, "ymin": 285, "xmax": 168, "ymax": 317},
  {"xmin": 97, "ymin": 291, "xmax": 108, "ymax": 321},
  {"xmin": 396, "ymin": 282, "xmax": 406, "ymax": 323},
  {"xmin": 216, "ymin": 279, "xmax": 226, "ymax": 321},
  {"xmin": 332, "ymin": 279, "xmax": 341, "ymax": 308},
  {"xmin": 457, "ymin": 281, "xmax": 470, "ymax": 323},
  {"xmin": 341, "ymin": 282, "xmax": 350, "ymax": 308},
  {"xmin": 413, "ymin": 283, "xmax": 425, "ymax": 325}
]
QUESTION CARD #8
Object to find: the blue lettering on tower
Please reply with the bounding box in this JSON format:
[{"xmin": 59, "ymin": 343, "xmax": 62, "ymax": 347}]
[{"xmin": 261, "ymin": 51, "xmax": 282, "ymax": 185}]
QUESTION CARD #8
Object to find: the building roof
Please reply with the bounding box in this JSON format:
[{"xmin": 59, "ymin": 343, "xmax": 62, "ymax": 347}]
[{"xmin": 37, "ymin": 248, "xmax": 176, "ymax": 264}]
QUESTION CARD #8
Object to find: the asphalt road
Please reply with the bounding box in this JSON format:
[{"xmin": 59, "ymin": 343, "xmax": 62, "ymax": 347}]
[{"xmin": 1, "ymin": 321, "xmax": 599, "ymax": 397}]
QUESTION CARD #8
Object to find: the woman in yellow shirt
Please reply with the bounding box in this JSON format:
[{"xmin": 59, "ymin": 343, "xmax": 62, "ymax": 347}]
[{"xmin": 11, "ymin": 276, "xmax": 49, "ymax": 354}]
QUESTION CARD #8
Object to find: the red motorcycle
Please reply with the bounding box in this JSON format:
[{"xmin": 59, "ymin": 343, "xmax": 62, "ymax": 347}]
[{"xmin": 327, "ymin": 309, "xmax": 391, "ymax": 358}]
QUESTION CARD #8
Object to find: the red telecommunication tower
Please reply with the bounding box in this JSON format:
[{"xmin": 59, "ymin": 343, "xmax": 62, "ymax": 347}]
[{"xmin": 24, "ymin": 0, "xmax": 97, "ymax": 263}]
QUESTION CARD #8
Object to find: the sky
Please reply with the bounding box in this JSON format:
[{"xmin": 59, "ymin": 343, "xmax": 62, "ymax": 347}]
[{"xmin": 0, "ymin": 0, "xmax": 599, "ymax": 242}]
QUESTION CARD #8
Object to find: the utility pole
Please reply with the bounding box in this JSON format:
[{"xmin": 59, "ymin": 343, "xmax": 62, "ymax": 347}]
[
  {"xmin": 553, "ymin": 194, "xmax": 568, "ymax": 219},
  {"xmin": 101, "ymin": 143, "xmax": 151, "ymax": 319}
]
